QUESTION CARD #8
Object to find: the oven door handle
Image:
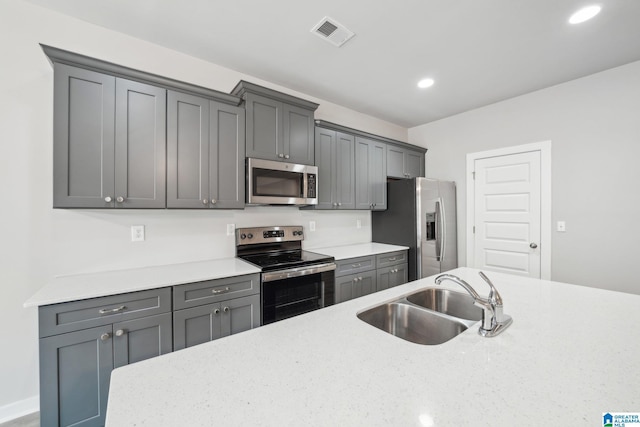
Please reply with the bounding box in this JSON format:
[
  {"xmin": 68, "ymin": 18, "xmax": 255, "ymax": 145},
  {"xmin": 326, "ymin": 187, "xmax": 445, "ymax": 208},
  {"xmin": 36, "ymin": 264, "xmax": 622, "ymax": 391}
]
[{"xmin": 261, "ymin": 262, "xmax": 336, "ymax": 283}]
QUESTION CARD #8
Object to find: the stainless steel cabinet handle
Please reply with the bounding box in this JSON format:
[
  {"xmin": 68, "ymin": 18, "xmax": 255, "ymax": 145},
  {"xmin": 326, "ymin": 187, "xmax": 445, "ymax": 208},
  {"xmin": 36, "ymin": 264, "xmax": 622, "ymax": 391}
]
[
  {"xmin": 337, "ymin": 203, "xmax": 342, "ymax": 206},
  {"xmin": 212, "ymin": 287, "xmax": 230, "ymax": 295},
  {"xmin": 223, "ymin": 306, "xmax": 230, "ymax": 313},
  {"xmin": 203, "ymin": 199, "xmax": 208, "ymax": 205},
  {"xmin": 100, "ymin": 333, "xmax": 111, "ymax": 341},
  {"xmin": 99, "ymin": 305, "xmax": 125, "ymax": 315},
  {"xmin": 333, "ymin": 203, "xmax": 337, "ymax": 207},
  {"xmin": 116, "ymin": 196, "xmax": 125, "ymax": 203},
  {"xmin": 104, "ymin": 196, "xmax": 112, "ymax": 203},
  {"xmin": 351, "ymin": 263, "xmax": 361, "ymax": 268},
  {"xmin": 388, "ymin": 257, "xmax": 397, "ymax": 261},
  {"xmin": 530, "ymin": 243, "xmax": 538, "ymax": 249},
  {"xmin": 284, "ymin": 154, "xmax": 290, "ymax": 159},
  {"xmin": 214, "ymin": 308, "xmax": 220, "ymax": 315},
  {"xmin": 115, "ymin": 329, "xmax": 125, "ymax": 337},
  {"xmin": 210, "ymin": 199, "xmax": 217, "ymax": 204},
  {"xmin": 278, "ymin": 154, "xmax": 284, "ymax": 158}
]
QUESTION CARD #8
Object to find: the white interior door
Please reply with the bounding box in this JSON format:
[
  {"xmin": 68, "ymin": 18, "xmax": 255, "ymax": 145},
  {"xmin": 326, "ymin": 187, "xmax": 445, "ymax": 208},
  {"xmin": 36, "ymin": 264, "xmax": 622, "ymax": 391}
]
[{"xmin": 473, "ymin": 151, "xmax": 541, "ymax": 277}]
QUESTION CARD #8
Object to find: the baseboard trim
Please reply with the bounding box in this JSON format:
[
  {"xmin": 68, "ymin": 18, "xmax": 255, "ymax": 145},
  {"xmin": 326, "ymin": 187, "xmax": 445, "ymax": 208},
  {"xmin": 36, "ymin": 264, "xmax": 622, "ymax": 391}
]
[{"xmin": 0, "ymin": 396, "xmax": 39, "ymax": 424}]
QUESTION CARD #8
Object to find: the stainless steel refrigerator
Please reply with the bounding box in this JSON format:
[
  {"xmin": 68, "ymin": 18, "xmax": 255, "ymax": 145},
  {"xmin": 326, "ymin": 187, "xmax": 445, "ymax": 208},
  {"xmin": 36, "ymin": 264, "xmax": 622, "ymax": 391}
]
[{"xmin": 372, "ymin": 178, "xmax": 457, "ymax": 281}]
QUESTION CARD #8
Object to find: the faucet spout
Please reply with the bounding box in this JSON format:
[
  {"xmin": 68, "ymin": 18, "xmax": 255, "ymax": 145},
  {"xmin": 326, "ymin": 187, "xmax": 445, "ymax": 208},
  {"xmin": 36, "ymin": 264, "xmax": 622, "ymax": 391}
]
[{"xmin": 434, "ymin": 272, "xmax": 513, "ymax": 337}]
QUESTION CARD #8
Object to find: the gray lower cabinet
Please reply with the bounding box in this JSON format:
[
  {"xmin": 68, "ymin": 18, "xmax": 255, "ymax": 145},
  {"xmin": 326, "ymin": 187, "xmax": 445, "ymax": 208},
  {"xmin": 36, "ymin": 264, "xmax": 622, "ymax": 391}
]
[
  {"xmin": 53, "ymin": 63, "xmax": 166, "ymax": 208},
  {"xmin": 172, "ymin": 274, "xmax": 261, "ymax": 350},
  {"xmin": 167, "ymin": 91, "xmax": 245, "ymax": 209},
  {"xmin": 232, "ymin": 81, "xmax": 318, "ymax": 165},
  {"xmin": 355, "ymin": 137, "xmax": 387, "ymax": 210},
  {"xmin": 38, "ymin": 289, "xmax": 172, "ymax": 427},
  {"xmin": 311, "ymin": 127, "xmax": 355, "ymax": 209},
  {"xmin": 387, "ymin": 145, "xmax": 425, "ymax": 179},
  {"xmin": 173, "ymin": 294, "xmax": 260, "ymax": 350},
  {"xmin": 334, "ymin": 251, "xmax": 408, "ymax": 304}
]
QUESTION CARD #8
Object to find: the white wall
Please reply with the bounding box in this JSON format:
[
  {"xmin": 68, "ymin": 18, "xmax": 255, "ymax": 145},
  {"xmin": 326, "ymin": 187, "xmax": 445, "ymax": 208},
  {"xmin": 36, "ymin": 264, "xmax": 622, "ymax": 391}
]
[
  {"xmin": 0, "ymin": 0, "xmax": 407, "ymax": 419},
  {"xmin": 409, "ymin": 60, "xmax": 640, "ymax": 295}
]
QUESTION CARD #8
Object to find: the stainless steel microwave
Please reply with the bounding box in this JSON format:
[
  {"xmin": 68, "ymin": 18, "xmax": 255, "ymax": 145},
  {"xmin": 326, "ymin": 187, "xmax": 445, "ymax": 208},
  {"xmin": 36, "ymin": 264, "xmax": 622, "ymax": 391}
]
[{"xmin": 246, "ymin": 158, "xmax": 318, "ymax": 205}]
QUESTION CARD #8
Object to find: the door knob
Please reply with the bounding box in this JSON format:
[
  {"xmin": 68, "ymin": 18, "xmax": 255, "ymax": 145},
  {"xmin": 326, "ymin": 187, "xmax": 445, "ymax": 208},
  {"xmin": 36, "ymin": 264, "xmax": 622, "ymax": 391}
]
[{"xmin": 530, "ymin": 243, "xmax": 538, "ymax": 249}]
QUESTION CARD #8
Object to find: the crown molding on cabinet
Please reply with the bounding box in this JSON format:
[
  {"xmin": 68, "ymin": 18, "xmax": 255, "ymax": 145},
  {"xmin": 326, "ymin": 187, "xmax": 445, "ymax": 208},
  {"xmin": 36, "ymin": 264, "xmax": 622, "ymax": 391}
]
[
  {"xmin": 314, "ymin": 120, "xmax": 427, "ymax": 153},
  {"xmin": 40, "ymin": 44, "xmax": 242, "ymax": 106},
  {"xmin": 231, "ymin": 80, "xmax": 319, "ymax": 111}
]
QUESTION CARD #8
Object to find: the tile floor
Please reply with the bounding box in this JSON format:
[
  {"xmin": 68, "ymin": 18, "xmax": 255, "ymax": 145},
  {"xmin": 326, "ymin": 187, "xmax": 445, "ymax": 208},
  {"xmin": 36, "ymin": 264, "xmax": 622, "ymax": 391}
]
[{"xmin": 0, "ymin": 412, "xmax": 39, "ymax": 427}]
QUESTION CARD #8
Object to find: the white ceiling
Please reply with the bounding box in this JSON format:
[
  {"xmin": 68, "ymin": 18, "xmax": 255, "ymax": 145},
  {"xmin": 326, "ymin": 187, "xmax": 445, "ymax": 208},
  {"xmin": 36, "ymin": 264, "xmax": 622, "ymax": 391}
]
[{"xmin": 25, "ymin": 0, "xmax": 640, "ymax": 128}]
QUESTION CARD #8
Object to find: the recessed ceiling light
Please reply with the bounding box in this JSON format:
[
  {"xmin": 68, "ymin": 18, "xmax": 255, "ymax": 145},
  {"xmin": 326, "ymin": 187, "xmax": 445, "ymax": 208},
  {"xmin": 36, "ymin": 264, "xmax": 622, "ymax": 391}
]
[
  {"xmin": 568, "ymin": 5, "xmax": 601, "ymax": 24},
  {"xmin": 417, "ymin": 78, "xmax": 435, "ymax": 89}
]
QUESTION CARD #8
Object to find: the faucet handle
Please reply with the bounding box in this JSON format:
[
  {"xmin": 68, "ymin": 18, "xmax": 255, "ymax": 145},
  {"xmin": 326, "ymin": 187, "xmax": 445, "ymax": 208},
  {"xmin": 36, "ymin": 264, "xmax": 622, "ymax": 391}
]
[{"xmin": 478, "ymin": 271, "xmax": 503, "ymax": 305}]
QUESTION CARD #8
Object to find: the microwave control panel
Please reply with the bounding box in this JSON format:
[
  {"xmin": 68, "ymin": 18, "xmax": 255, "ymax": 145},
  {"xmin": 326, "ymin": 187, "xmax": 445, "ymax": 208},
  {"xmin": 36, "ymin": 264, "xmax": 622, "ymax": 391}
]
[{"xmin": 307, "ymin": 174, "xmax": 316, "ymax": 198}]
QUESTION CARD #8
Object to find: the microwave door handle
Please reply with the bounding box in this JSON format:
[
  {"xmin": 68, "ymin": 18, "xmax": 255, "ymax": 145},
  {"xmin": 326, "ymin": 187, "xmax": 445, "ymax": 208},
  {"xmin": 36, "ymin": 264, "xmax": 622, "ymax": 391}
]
[{"xmin": 303, "ymin": 172, "xmax": 308, "ymax": 199}]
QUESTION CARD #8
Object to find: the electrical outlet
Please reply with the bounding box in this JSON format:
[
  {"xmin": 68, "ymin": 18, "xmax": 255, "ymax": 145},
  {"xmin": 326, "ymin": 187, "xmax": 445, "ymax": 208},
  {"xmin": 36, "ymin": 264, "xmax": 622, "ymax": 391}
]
[
  {"xmin": 309, "ymin": 220, "xmax": 316, "ymax": 232},
  {"xmin": 557, "ymin": 221, "xmax": 566, "ymax": 232},
  {"xmin": 131, "ymin": 225, "xmax": 145, "ymax": 242},
  {"xmin": 226, "ymin": 224, "xmax": 235, "ymax": 236},
  {"xmin": 356, "ymin": 219, "xmax": 362, "ymax": 229}
]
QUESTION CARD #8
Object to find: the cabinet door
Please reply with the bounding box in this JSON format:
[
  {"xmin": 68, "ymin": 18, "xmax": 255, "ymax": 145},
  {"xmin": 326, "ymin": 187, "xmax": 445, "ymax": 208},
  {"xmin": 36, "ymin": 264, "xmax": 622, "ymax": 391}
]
[
  {"xmin": 112, "ymin": 313, "xmax": 172, "ymax": 369},
  {"xmin": 283, "ymin": 103, "xmax": 314, "ymax": 165},
  {"xmin": 376, "ymin": 264, "xmax": 408, "ymax": 292},
  {"xmin": 390, "ymin": 263, "xmax": 409, "ymax": 288},
  {"xmin": 53, "ymin": 64, "xmax": 115, "ymax": 208},
  {"xmin": 114, "ymin": 79, "xmax": 166, "ymax": 208},
  {"xmin": 313, "ymin": 127, "xmax": 335, "ymax": 209},
  {"xmin": 209, "ymin": 101, "xmax": 245, "ymax": 209},
  {"xmin": 173, "ymin": 304, "xmax": 223, "ymax": 350},
  {"xmin": 167, "ymin": 91, "xmax": 210, "ymax": 208},
  {"xmin": 355, "ymin": 137, "xmax": 373, "ymax": 209},
  {"xmin": 370, "ymin": 140, "xmax": 387, "ymax": 210},
  {"xmin": 40, "ymin": 326, "xmax": 113, "ymax": 427},
  {"xmin": 335, "ymin": 132, "xmax": 355, "ymax": 209},
  {"xmin": 245, "ymin": 93, "xmax": 281, "ymax": 161},
  {"xmin": 376, "ymin": 268, "xmax": 392, "ymax": 292},
  {"xmin": 335, "ymin": 274, "xmax": 358, "ymax": 304},
  {"xmin": 386, "ymin": 145, "xmax": 406, "ymax": 179},
  {"xmin": 220, "ymin": 294, "xmax": 260, "ymax": 337},
  {"xmin": 357, "ymin": 271, "xmax": 377, "ymax": 297},
  {"xmin": 405, "ymin": 149, "xmax": 424, "ymax": 178}
]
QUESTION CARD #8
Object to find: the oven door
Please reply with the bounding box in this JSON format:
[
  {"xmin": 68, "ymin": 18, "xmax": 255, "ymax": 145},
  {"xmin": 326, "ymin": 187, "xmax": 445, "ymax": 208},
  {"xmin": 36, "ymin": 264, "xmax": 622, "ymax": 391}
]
[
  {"xmin": 261, "ymin": 263, "xmax": 335, "ymax": 325},
  {"xmin": 247, "ymin": 158, "xmax": 317, "ymax": 205}
]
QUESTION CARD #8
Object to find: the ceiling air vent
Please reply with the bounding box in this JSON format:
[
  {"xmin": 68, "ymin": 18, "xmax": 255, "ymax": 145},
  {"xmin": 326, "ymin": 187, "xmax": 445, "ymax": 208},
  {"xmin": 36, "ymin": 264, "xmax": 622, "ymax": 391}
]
[{"xmin": 311, "ymin": 17, "xmax": 355, "ymax": 47}]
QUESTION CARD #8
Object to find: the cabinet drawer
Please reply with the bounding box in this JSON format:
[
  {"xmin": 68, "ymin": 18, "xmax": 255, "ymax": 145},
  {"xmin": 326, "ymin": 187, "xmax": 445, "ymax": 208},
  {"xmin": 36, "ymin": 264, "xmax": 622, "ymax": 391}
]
[
  {"xmin": 376, "ymin": 251, "xmax": 408, "ymax": 269},
  {"xmin": 173, "ymin": 274, "xmax": 260, "ymax": 310},
  {"xmin": 335, "ymin": 256, "xmax": 376, "ymax": 277},
  {"xmin": 39, "ymin": 288, "xmax": 171, "ymax": 338}
]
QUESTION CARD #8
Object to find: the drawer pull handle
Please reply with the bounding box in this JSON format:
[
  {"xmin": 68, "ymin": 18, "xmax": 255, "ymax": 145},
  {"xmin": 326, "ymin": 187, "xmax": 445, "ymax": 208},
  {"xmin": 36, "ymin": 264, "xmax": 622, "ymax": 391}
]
[
  {"xmin": 351, "ymin": 263, "xmax": 361, "ymax": 268},
  {"xmin": 99, "ymin": 305, "xmax": 126, "ymax": 315},
  {"xmin": 212, "ymin": 287, "xmax": 231, "ymax": 295},
  {"xmin": 388, "ymin": 257, "xmax": 397, "ymax": 261}
]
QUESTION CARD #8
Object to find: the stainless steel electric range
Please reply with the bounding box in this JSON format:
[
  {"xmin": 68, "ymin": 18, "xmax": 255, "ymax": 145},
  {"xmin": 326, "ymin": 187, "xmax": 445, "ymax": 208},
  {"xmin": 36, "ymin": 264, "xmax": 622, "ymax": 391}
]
[{"xmin": 236, "ymin": 225, "xmax": 335, "ymax": 325}]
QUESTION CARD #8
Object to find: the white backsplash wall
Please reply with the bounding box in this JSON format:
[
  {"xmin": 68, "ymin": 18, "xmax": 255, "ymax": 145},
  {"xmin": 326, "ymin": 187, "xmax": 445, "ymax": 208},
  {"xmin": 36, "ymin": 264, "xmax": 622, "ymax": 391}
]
[{"xmin": 51, "ymin": 207, "xmax": 371, "ymax": 276}]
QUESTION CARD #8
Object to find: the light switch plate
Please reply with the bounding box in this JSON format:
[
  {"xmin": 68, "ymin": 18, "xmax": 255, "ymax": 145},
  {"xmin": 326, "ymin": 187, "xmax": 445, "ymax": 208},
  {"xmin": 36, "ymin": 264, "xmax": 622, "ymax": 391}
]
[
  {"xmin": 226, "ymin": 224, "xmax": 235, "ymax": 236},
  {"xmin": 309, "ymin": 221, "xmax": 316, "ymax": 232},
  {"xmin": 357, "ymin": 219, "xmax": 362, "ymax": 229}
]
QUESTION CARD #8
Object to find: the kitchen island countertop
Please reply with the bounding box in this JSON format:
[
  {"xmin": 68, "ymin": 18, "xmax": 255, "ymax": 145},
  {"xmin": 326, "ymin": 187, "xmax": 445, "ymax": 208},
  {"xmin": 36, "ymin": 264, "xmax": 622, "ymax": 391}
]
[{"xmin": 105, "ymin": 267, "xmax": 640, "ymax": 426}]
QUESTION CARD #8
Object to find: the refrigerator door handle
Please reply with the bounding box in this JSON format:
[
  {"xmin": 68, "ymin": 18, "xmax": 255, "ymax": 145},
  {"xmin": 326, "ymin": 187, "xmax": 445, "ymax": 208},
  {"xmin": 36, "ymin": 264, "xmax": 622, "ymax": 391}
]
[
  {"xmin": 435, "ymin": 198, "xmax": 445, "ymax": 262},
  {"xmin": 439, "ymin": 197, "xmax": 446, "ymax": 264}
]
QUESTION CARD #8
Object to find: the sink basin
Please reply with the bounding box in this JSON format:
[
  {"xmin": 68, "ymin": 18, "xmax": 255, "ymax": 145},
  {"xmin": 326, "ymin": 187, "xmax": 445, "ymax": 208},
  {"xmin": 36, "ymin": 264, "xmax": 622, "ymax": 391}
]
[
  {"xmin": 406, "ymin": 288, "xmax": 482, "ymax": 321},
  {"xmin": 356, "ymin": 302, "xmax": 470, "ymax": 345}
]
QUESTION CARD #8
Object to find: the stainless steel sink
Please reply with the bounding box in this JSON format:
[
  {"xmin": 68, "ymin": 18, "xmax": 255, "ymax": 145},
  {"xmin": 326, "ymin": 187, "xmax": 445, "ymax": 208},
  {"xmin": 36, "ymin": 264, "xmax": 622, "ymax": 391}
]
[
  {"xmin": 406, "ymin": 288, "xmax": 482, "ymax": 321},
  {"xmin": 356, "ymin": 287, "xmax": 482, "ymax": 345},
  {"xmin": 357, "ymin": 302, "xmax": 470, "ymax": 345}
]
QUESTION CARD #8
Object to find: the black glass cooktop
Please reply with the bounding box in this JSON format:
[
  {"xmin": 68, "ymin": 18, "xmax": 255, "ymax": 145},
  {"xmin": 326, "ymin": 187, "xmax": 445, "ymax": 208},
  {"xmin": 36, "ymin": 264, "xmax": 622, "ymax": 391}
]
[{"xmin": 239, "ymin": 250, "xmax": 334, "ymax": 272}]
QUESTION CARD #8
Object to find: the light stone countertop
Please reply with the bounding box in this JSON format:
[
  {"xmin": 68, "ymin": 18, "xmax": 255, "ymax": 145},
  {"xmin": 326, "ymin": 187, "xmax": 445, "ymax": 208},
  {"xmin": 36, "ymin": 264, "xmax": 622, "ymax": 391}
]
[
  {"xmin": 309, "ymin": 242, "xmax": 409, "ymax": 260},
  {"xmin": 24, "ymin": 258, "xmax": 260, "ymax": 307},
  {"xmin": 105, "ymin": 267, "xmax": 640, "ymax": 426}
]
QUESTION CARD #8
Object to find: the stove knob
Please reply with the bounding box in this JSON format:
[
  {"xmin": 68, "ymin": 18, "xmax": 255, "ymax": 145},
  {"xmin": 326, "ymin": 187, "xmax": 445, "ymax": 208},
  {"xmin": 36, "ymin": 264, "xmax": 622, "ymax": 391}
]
[
  {"xmin": 240, "ymin": 233, "xmax": 247, "ymax": 240},
  {"xmin": 247, "ymin": 233, "xmax": 253, "ymax": 239},
  {"xmin": 292, "ymin": 231, "xmax": 297, "ymax": 236}
]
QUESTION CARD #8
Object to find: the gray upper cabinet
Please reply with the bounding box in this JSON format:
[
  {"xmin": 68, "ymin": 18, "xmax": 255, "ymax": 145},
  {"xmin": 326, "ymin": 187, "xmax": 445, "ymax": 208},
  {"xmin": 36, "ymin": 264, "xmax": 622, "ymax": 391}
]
[
  {"xmin": 53, "ymin": 63, "xmax": 166, "ymax": 208},
  {"xmin": 387, "ymin": 145, "xmax": 425, "ymax": 179},
  {"xmin": 232, "ymin": 81, "xmax": 318, "ymax": 165},
  {"xmin": 355, "ymin": 137, "xmax": 387, "ymax": 210},
  {"xmin": 167, "ymin": 91, "xmax": 245, "ymax": 209},
  {"xmin": 311, "ymin": 127, "xmax": 355, "ymax": 209}
]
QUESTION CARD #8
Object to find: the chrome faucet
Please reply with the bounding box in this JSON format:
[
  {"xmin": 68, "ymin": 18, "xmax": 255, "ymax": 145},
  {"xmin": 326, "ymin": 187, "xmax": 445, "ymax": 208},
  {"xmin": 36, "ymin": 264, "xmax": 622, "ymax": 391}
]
[{"xmin": 435, "ymin": 271, "xmax": 513, "ymax": 337}]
